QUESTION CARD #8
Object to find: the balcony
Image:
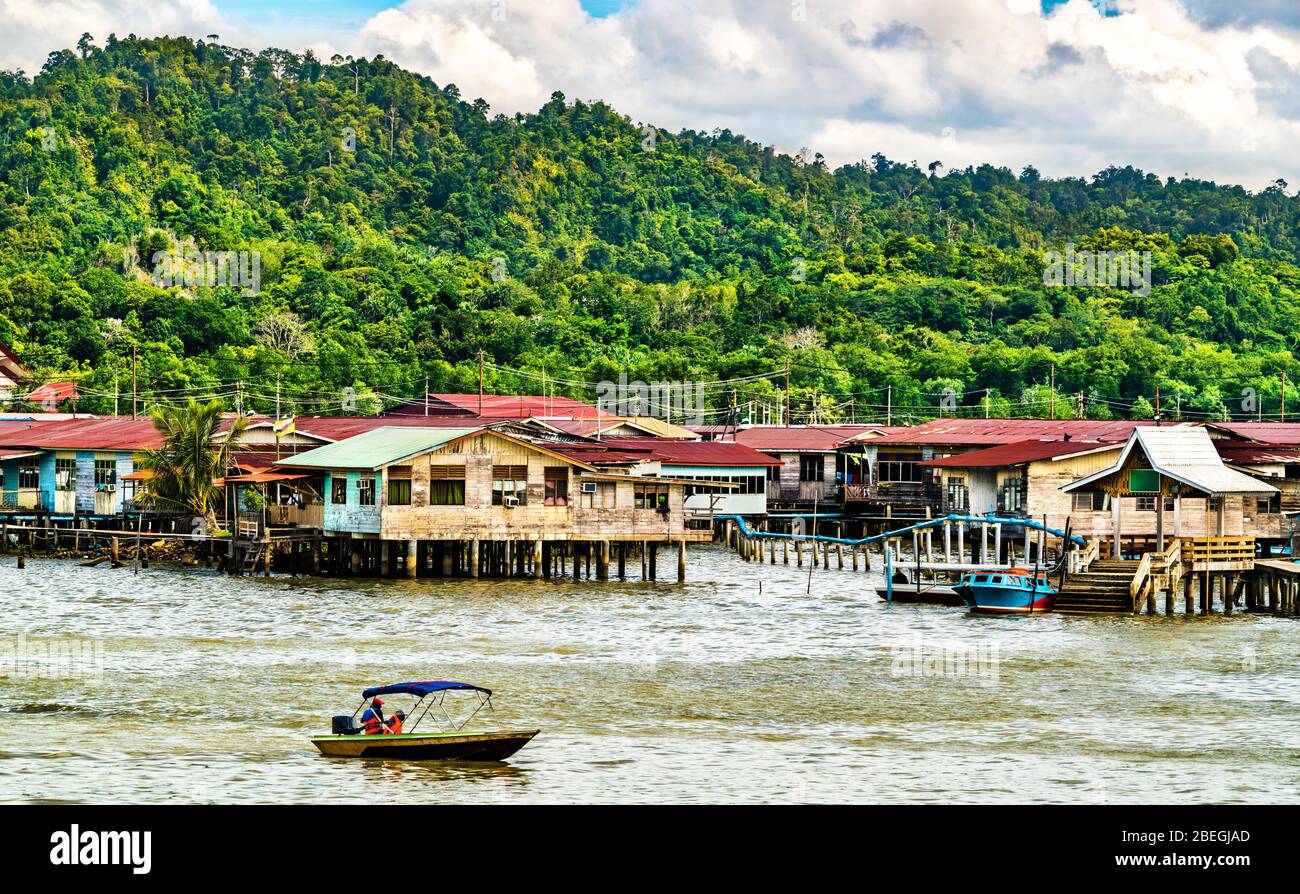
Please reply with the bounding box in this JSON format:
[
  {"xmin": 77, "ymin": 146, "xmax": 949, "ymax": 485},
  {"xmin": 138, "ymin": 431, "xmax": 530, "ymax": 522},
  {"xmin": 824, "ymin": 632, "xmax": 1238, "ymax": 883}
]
[
  {"xmin": 1, "ymin": 488, "xmax": 46, "ymax": 511},
  {"xmin": 845, "ymin": 481, "xmax": 942, "ymax": 505}
]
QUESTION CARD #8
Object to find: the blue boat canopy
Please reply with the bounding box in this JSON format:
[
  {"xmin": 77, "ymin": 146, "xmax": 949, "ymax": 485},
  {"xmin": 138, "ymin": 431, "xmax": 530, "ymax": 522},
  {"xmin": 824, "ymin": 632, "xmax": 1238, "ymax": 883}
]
[{"xmin": 362, "ymin": 681, "xmax": 491, "ymax": 699}]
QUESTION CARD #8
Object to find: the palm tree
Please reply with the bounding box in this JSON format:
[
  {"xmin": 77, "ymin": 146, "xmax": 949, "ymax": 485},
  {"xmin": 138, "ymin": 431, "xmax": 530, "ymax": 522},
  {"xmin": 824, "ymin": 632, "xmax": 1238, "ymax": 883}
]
[{"xmin": 137, "ymin": 399, "xmax": 248, "ymax": 527}]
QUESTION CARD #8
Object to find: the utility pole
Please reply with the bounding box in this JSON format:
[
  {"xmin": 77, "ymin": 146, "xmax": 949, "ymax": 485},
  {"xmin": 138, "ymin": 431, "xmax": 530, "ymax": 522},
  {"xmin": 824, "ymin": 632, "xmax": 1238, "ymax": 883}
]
[
  {"xmin": 131, "ymin": 344, "xmax": 138, "ymax": 419},
  {"xmin": 784, "ymin": 358, "xmax": 791, "ymax": 428},
  {"xmin": 1282, "ymin": 370, "xmax": 1287, "ymax": 423},
  {"xmin": 886, "ymin": 385, "xmax": 892, "ymax": 427},
  {"xmin": 1049, "ymin": 364, "xmax": 1055, "ymax": 420},
  {"xmin": 424, "ymin": 375, "xmax": 429, "ymax": 416},
  {"xmin": 113, "ymin": 371, "xmax": 119, "ymax": 416},
  {"xmin": 478, "ymin": 349, "xmax": 485, "ymax": 416},
  {"xmin": 274, "ymin": 378, "xmax": 282, "ymax": 461},
  {"xmin": 984, "ymin": 389, "xmax": 990, "ymax": 418}
]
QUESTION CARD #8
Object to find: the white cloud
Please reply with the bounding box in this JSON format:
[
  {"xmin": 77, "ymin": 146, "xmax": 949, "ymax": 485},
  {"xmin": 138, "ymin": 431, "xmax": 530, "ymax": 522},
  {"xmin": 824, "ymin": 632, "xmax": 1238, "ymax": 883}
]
[
  {"xmin": 1, "ymin": 0, "xmax": 1297, "ymax": 188},
  {"xmin": 0, "ymin": 0, "xmax": 228, "ymax": 72},
  {"xmin": 349, "ymin": 0, "xmax": 1300, "ymax": 187}
]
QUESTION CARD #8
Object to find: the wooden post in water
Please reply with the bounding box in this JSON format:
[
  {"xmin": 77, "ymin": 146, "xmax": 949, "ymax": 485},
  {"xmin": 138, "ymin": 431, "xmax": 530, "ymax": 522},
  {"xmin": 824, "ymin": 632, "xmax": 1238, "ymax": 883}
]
[
  {"xmin": 648, "ymin": 543, "xmax": 658, "ymax": 580},
  {"xmin": 469, "ymin": 538, "xmax": 479, "ymax": 578},
  {"xmin": 677, "ymin": 541, "xmax": 686, "ymax": 582}
]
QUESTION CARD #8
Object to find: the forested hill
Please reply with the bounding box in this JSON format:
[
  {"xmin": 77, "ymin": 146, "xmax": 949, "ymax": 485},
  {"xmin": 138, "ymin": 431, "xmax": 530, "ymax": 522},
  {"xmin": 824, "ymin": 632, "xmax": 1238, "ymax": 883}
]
[{"xmin": 2, "ymin": 35, "xmax": 1299, "ymax": 423}]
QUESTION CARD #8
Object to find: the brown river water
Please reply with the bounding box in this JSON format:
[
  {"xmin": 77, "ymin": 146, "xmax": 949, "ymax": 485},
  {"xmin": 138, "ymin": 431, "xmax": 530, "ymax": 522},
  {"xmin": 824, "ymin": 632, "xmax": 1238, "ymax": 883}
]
[{"xmin": 0, "ymin": 545, "xmax": 1297, "ymax": 804}]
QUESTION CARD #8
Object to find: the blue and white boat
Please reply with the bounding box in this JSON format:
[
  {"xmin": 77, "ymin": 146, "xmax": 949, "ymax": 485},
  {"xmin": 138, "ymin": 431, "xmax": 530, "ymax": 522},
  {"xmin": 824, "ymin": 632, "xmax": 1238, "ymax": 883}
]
[{"xmin": 953, "ymin": 569, "xmax": 1056, "ymax": 614}]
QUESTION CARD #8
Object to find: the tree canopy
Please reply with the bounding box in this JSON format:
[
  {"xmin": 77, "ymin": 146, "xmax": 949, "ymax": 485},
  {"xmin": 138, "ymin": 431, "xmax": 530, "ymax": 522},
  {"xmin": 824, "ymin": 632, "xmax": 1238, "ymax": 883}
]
[{"xmin": 2, "ymin": 35, "xmax": 1299, "ymax": 424}]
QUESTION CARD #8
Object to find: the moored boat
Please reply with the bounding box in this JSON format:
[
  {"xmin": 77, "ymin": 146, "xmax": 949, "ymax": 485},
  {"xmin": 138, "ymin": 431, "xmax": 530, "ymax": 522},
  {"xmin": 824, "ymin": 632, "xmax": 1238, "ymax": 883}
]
[
  {"xmin": 311, "ymin": 680, "xmax": 538, "ymax": 762},
  {"xmin": 953, "ymin": 568, "xmax": 1056, "ymax": 614}
]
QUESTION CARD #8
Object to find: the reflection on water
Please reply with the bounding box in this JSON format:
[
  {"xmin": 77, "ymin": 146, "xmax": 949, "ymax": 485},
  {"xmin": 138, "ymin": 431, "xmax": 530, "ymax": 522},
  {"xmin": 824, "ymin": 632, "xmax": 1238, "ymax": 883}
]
[{"xmin": 0, "ymin": 545, "xmax": 1297, "ymax": 803}]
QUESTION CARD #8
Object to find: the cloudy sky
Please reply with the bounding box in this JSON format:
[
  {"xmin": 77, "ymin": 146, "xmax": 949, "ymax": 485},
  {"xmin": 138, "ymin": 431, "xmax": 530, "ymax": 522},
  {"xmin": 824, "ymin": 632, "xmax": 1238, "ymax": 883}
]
[{"xmin": 3, "ymin": 0, "xmax": 1299, "ymax": 188}]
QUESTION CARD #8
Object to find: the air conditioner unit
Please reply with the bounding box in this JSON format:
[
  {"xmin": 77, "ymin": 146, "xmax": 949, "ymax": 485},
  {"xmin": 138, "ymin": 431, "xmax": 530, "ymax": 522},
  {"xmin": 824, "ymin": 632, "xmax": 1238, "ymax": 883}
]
[
  {"xmin": 580, "ymin": 481, "xmax": 598, "ymax": 494},
  {"xmin": 503, "ymin": 495, "xmax": 520, "ymax": 508}
]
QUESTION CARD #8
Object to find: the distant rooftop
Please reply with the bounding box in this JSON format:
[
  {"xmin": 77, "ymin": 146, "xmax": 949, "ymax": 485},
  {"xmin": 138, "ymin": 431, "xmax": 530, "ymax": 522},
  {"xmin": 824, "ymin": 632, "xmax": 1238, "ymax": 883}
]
[
  {"xmin": 733, "ymin": 424, "xmax": 886, "ymax": 452},
  {"xmin": 924, "ymin": 439, "xmax": 1119, "ymax": 468},
  {"xmin": 387, "ymin": 393, "xmax": 603, "ymax": 419},
  {"xmin": 865, "ymin": 418, "xmax": 1155, "ymax": 447}
]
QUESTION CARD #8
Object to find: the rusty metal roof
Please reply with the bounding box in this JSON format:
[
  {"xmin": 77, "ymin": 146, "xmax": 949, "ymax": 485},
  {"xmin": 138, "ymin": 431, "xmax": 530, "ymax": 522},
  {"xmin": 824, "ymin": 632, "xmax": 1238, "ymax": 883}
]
[
  {"xmin": 734, "ymin": 425, "xmax": 886, "ymax": 452},
  {"xmin": 864, "ymin": 418, "xmax": 1156, "ymax": 446},
  {"xmin": 0, "ymin": 417, "xmax": 161, "ymax": 450},
  {"xmin": 1207, "ymin": 422, "xmax": 1300, "ymax": 446},
  {"xmin": 924, "ymin": 439, "xmax": 1120, "ymax": 468},
  {"xmin": 602, "ymin": 437, "xmax": 783, "ymax": 466}
]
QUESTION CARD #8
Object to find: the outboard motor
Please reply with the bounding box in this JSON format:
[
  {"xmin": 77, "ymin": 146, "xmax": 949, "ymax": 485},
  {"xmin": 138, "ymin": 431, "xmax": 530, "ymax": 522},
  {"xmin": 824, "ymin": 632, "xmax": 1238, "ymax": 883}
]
[{"xmin": 332, "ymin": 715, "xmax": 359, "ymax": 735}]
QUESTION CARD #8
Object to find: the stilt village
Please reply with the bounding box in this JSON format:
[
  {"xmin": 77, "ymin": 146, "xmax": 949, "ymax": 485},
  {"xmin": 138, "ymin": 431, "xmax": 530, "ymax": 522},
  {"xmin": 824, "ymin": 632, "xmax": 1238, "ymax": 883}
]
[{"xmin": 3, "ymin": 367, "xmax": 1300, "ymax": 617}]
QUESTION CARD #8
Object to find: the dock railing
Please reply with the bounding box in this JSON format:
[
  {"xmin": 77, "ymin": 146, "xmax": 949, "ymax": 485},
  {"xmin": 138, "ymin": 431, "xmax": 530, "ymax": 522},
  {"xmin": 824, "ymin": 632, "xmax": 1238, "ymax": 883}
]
[
  {"xmin": 1130, "ymin": 538, "xmax": 1182, "ymax": 613},
  {"xmin": 1183, "ymin": 536, "xmax": 1255, "ymax": 572},
  {"xmin": 1071, "ymin": 538, "xmax": 1100, "ymax": 574}
]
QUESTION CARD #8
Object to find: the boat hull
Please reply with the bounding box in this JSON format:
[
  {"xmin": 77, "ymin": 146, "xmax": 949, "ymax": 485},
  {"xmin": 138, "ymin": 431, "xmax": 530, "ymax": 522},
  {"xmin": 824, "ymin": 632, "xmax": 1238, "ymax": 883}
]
[
  {"xmin": 955, "ymin": 585, "xmax": 1053, "ymax": 614},
  {"xmin": 311, "ymin": 729, "xmax": 539, "ymax": 761}
]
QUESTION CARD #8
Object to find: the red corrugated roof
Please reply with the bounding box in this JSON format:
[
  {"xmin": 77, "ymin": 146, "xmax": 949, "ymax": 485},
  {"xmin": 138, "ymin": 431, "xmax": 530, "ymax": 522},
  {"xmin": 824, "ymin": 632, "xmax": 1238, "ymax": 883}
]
[
  {"xmin": 866, "ymin": 418, "xmax": 1154, "ymax": 446},
  {"xmin": 538, "ymin": 418, "xmax": 631, "ymax": 436},
  {"xmin": 26, "ymin": 381, "xmax": 80, "ymax": 404},
  {"xmin": 1209, "ymin": 422, "xmax": 1300, "ymax": 446},
  {"xmin": 924, "ymin": 439, "xmax": 1120, "ymax": 468},
  {"xmin": 602, "ymin": 437, "xmax": 783, "ymax": 466},
  {"xmin": 734, "ymin": 425, "xmax": 883, "ymax": 451},
  {"xmin": 395, "ymin": 394, "xmax": 603, "ymax": 418},
  {"xmin": 292, "ymin": 415, "xmax": 518, "ymax": 442},
  {"xmin": 0, "ymin": 417, "xmax": 160, "ymax": 450},
  {"xmin": 551, "ymin": 447, "xmax": 659, "ymax": 464},
  {"xmin": 1215, "ymin": 442, "xmax": 1300, "ymax": 464}
]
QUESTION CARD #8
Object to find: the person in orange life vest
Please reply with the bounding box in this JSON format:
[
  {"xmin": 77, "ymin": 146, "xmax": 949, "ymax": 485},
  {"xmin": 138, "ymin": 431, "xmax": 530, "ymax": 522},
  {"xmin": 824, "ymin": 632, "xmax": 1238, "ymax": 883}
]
[
  {"xmin": 360, "ymin": 697, "xmax": 390, "ymax": 735},
  {"xmin": 387, "ymin": 710, "xmax": 406, "ymax": 735}
]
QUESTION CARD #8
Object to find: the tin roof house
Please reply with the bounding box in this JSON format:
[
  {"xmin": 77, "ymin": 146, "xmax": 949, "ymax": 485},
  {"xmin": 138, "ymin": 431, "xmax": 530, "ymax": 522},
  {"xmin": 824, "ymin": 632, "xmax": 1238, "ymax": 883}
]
[
  {"xmin": 1062, "ymin": 426, "xmax": 1278, "ymax": 551},
  {"xmin": 274, "ymin": 426, "xmax": 721, "ymax": 552}
]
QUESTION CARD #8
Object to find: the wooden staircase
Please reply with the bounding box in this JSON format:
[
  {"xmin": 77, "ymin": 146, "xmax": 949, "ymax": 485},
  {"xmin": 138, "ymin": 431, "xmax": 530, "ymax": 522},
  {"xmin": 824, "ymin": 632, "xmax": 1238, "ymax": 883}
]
[
  {"xmin": 1055, "ymin": 558, "xmax": 1141, "ymax": 614},
  {"xmin": 240, "ymin": 542, "xmax": 264, "ymax": 574}
]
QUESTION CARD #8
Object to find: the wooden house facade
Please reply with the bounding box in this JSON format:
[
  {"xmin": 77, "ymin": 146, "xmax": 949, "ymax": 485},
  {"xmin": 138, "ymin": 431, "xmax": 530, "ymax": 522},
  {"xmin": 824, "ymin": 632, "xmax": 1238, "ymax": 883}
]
[{"xmin": 275, "ymin": 425, "xmax": 718, "ymax": 579}]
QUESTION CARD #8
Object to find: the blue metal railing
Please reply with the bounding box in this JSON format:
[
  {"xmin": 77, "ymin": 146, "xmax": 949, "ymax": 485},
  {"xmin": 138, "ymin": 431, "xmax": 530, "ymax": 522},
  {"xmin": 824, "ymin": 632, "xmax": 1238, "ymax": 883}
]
[{"xmin": 717, "ymin": 512, "xmax": 1086, "ymax": 548}]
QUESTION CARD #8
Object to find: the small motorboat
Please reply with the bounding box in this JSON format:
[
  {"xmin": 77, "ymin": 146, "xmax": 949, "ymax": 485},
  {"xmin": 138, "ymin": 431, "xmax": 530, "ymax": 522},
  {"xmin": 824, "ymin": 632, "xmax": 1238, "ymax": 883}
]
[
  {"xmin": 953, "ymin": 568, "xmax": 1055, "ymax": 614},
  {"xmin": 312, "ymin": 680, "xmax": 538, "ymax": 762}
]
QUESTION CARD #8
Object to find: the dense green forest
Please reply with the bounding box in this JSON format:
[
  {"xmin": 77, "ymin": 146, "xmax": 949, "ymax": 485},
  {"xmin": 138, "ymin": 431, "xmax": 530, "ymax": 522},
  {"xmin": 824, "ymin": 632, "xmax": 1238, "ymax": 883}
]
[{"xmin": 3, "ymin": 35, "xmax": 1300, "ymax": 424}]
